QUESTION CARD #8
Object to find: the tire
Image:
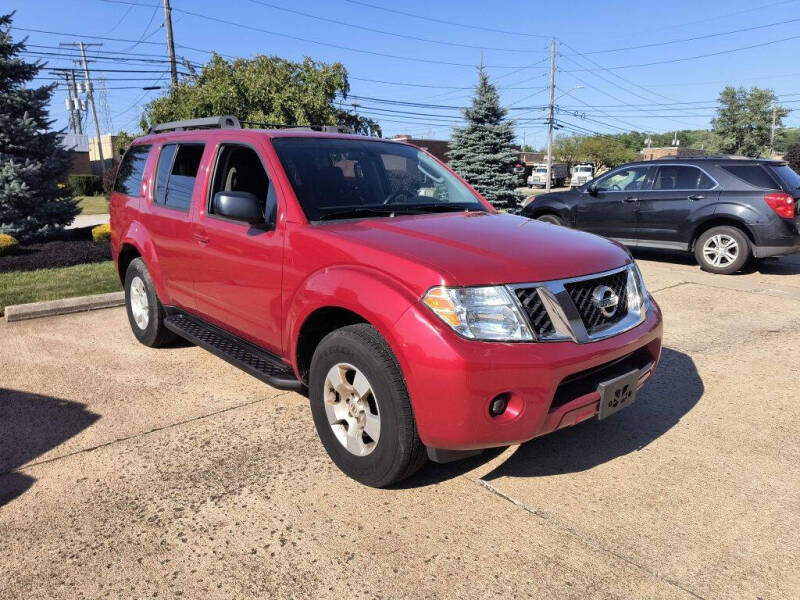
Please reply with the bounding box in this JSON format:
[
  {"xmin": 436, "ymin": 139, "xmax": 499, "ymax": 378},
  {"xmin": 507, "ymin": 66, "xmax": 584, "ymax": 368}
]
[
  {"xmin": 694, "ymin": 226, "xmax": 751, "ymax": 275},
  {"xmin": 536, "ymin": 213, "xmax": 566, "ymax": 227},
  {"xmin": 124, "ymin": 258, "xmax": 178, "ymax": 347},
  {"xmin": 309, "ymin": 324, "xmax": 426, "ymax": 487}
]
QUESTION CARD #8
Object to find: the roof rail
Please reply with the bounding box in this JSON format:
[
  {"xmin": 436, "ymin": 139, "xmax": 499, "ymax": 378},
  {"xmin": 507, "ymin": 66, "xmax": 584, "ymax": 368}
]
[
  {"xmin": 240, "ymin": 121, "xmax": 356, "ymax": 134},
  {"xmin": 148, "ymin": 115, "xmax": 241, "ymax": 134}
]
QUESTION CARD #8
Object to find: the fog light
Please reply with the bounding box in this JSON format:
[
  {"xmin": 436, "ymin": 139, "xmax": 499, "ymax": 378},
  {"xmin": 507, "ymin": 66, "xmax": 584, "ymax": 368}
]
[{"xmin": 489, "ymin": 394, "xmax": 509, "ymax": 417}]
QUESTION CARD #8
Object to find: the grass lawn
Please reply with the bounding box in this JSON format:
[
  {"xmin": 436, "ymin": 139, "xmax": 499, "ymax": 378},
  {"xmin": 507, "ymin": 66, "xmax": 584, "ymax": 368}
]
[
  {"xmin": 0, "ymin": 261, "xmax": 121, "ymax": 316},
  {"xmin": 77, "ymin": 195, "xmax": 109, "ymax": 215}
]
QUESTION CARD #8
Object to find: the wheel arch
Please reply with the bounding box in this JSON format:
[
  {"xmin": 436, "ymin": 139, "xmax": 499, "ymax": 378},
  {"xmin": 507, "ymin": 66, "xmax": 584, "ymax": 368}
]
[
  {"xmin": 295, "ymin": 306, "xmax": 370, "ymax": 384},
  {"xmin": 689, "ymin": 217, "xmax": 756, "ymax": 252}
]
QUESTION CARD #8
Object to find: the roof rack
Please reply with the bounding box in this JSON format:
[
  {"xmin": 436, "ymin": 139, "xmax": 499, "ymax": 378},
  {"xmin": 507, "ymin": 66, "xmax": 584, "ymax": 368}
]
[
  {"xmin": 240, "ymin": 121, "xmax": 356, "ymax": 134},
  {"xmin": 148, "ymin": 115, "xmax": 241, "ymax": 134}
]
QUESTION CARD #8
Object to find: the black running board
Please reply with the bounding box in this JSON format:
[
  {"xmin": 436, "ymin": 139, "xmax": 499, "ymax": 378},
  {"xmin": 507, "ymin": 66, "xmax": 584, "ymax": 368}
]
[{"xmin": 164, "ymin": 310, "xmax": 305, "ymax": 392}]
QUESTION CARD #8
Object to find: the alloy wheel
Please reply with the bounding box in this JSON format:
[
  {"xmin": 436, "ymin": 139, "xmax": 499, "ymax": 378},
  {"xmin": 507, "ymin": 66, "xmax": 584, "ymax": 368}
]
[
  {"xmin": 129, "ymin": 276, "xmax": 150, "ymax": 330},
  {"xmin": 323, "ymin": 362, "xmax": 380, "ymax": 456},
  {"xmin": 702, "ymin": 234, "xmax": 739, "ymax": 268}
]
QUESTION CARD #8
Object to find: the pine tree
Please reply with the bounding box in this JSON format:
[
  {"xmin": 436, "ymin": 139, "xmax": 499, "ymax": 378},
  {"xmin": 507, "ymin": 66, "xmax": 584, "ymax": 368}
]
[
  {"xmin": 0, "ymin": 13, "xmax": 78, "ymax": 241},
  {"xmin": 448, "ymin": 66, "xmax": 520, "ymax": 209}
]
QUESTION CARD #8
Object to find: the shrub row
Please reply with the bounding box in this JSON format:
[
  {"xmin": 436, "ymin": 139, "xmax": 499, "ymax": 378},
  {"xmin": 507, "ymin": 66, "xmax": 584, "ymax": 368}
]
[{"xmin": 68, "ymin": 174, "xmax": 103, "ymax": 196}]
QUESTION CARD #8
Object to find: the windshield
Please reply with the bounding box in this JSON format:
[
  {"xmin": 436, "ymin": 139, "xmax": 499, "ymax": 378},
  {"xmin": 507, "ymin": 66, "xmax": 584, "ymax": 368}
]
[
  {"xmin": 535, "ymin": 167, "xmax": 548, "ymax": 173},
  {"xmin": 575, "ymin": 167, "xmax": 592, "ymax": 173},
  {"xmin": 271, "ymin": 138, "xmax": 486, "ymax": 221},
  {"xmin": 771, "ymin": 164, "xmax": 800, "ymax": 192}
]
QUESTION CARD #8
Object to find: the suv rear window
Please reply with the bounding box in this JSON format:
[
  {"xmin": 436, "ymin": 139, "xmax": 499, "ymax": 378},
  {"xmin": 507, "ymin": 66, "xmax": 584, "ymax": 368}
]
[
  {"xmin": 769, "ymin": 164, "xmax": 800, "ymax": 193},
  {"xmin": 114, "ymin": 144, "xmax": 151, "ymax": 196},
  {"xmin": 720, "ymin": 165, "xmax": 779, "ymax": 190},
  {"xmin": 154, "ymin": 143, "xmax": 205, "ymax": 211}
]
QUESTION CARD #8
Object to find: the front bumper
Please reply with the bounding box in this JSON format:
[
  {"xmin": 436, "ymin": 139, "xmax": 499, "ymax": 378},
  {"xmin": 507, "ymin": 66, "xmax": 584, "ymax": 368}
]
[{"xmin": 391, "ymin": 298, "xmax": 663, "ymax": 451}]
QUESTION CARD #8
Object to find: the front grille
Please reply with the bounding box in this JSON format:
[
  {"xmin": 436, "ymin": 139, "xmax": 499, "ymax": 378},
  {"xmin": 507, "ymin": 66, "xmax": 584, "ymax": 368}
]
[
  {"xmin": 514, "ymin": 287, "xmax": 555, "ymax": 338},
  {"xmin": 564, "ymin": 270, "xmax": 630, "ymax": 335}
]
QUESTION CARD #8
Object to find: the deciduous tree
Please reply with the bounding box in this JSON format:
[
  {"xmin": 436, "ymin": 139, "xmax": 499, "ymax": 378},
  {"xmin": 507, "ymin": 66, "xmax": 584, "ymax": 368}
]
[{"xmin": 712, "ymin": 86, "xmax": 789, "ymax": 157}]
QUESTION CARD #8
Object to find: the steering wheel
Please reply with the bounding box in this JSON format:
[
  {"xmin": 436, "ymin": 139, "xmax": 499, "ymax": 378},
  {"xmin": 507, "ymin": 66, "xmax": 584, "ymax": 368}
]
[{"xmin": 383, "ymin": 189, "xmax": 416, "ymax": 205}]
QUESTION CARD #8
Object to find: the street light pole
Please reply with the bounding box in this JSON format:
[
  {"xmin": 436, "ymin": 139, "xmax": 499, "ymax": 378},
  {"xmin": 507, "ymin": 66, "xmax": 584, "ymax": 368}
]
[{"xmin": 545, "ymin": 38, "xmax": 556, "ymax": 192}]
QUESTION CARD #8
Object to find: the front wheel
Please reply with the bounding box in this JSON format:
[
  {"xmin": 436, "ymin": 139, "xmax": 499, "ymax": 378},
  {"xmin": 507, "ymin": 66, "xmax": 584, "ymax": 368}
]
[
  {"xmin": 309, "ymin": 324, "xmax": 426, "ymax": 487},
  {"xmin": 694, "ymin": 226, "xmax": 751, "ymax": 275},
  {"xmin": 536, "ymin": 213, "xmax": 566, "ymax": 227}
]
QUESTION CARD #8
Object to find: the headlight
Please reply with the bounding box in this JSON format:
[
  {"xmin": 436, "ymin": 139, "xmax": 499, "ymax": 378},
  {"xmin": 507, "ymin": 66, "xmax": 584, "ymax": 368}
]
[
  {"xmin": 626, "ymin": 263, "xmax": 648, "ymax": 312},
  {"xmin": 423, "ymin": 285, "xmax": 533, "ymax": 341}
]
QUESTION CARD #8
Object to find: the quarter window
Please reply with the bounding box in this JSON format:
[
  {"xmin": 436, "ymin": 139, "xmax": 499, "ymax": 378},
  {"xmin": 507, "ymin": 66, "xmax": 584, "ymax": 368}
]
[
  {"xmin": 720, "ymin": 165, "xmax": 779, "ymax": 189},
  {"xmin": 154, "ymin": 143, "xmax": 205, "ymax": 211},
  {"xmin": 595, "ymin": 167, "xmax": 649, "ymax": 192},
  {"xmin": 113, "ymin": 144, "xmax": 151, "ymax": 196},
  {"xmin": 653, "ymin": 166, "xmax": 715, "ymax": 191}
]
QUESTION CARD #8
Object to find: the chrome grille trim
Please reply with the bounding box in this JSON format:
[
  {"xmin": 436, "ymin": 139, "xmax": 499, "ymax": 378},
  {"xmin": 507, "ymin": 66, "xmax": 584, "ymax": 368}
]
[{"xmin": 507, "ymin": 264, "xmax": 647, "ymax": 344}]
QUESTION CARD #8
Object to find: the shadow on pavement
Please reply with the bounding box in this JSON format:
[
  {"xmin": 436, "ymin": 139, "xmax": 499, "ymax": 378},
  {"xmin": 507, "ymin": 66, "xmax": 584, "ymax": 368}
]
[
  {"xmin": 0, "ymin": 389, "xmax": 99, "ymax": 507},
  {"xmin": 400, "ymin": 347, "xmax": 702, "ymax": 487},
  {"xmin": 482, "ymin": 348, "xmax": 702, "ymax": 481},
  {"xmin": 632, "ymin": 247, "xmax": 800, "ymax": 276}
]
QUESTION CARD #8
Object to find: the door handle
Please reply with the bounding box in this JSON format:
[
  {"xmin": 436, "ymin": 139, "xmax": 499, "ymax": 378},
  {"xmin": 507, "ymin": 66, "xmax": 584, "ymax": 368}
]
[
  {"xmin": 193, "ymin": 232, "xmax": 209, "ymax": 244},
  {"xmin": 688, "ymin": 194, "xmax": 704, "ymax": 201},
  {"xmin": 622, "ymin": 196, "xmax": 638, "ymax": 203}
]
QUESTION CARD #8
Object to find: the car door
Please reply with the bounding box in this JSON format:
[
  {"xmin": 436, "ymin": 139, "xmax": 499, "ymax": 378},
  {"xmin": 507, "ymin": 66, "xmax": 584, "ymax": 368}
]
[
  {"xmin": 574, "ymin": 165, "xmax": 650, "ymax": 242},
  {"xmin": 191, "ymin": 141, "xmax": 284, "ymax": 355},
  {"xmin": 146, "ymin": 142, "xmax": 207, "ymax": 310},
  {"xmin": 636, "ymin": 164, "xmax": 719, "ymax": 248}
]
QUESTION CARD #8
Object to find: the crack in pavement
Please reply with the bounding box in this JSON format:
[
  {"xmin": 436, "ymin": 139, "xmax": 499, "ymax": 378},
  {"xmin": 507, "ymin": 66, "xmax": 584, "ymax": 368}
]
[
  {"xmin": 474, "ymin": 478, "xmax": 706, "ymax": 600},
  {"xmin": 0, "ymin": 391, "xmax": 295, "ymax": 477}
]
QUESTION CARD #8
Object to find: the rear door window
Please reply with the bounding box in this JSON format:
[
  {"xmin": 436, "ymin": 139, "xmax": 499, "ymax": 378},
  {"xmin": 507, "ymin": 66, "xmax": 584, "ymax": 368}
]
[
  {"xmin": 114, "ymin": 144, "xmax": 151, "ymax": 196},
  {"xmin": 653, "ymin": 165, "xmax": 715, "ymax": 191},
  {"xmin": 154, "ymin": 143, "xmax": 205, "ymax": 211},
  {"xmin": 720, "ymin": 165, "xmax": 780, "ymax": 190}
]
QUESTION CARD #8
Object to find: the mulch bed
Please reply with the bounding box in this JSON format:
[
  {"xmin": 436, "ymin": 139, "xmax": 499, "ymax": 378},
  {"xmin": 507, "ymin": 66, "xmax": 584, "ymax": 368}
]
[{"xmin": 0, "ymin": 230, "xmax": 112, "ymax": 273}]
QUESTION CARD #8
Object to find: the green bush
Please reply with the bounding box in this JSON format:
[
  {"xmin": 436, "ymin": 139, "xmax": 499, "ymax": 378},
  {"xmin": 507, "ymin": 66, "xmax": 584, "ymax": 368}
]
[
  {"xmin": 0, "ymin": 233, "xmax": 19, "ymax": 256},
  {"xmin": 91, "ymin": 224, "xmax": 111, "ymax": 243},
  {"xmin": 69, "ymin": 174, "xmax": 103, "ymax": 196}
]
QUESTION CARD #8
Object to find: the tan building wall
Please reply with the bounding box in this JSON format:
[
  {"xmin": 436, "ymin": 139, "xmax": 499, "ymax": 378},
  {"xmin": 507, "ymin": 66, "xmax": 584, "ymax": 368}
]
[
  {"xmin": 89, "ymin": 134, "xmax": 123, "ymax": 163},
  {"xmin": 638, "ymin": 147, "xmax": 706, "ymax": 161}
]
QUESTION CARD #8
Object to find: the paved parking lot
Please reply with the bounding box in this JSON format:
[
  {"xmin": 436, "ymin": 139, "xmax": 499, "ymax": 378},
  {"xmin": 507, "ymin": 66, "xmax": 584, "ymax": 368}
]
[{"xmin": 2, "ymin": 253, "xmax": 799, "ymax": 599}]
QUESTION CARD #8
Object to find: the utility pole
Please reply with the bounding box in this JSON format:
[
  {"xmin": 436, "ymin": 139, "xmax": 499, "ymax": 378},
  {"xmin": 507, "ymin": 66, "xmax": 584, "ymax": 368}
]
[
  {"xmin": 769, "ymin": 105, "xmax": 777, "ymax": 157},
  {"xmin": 62, "ymin": 41, "xmax": 105, "ymax": 175},
  {"xmin": 163, "ymin": 0, "xmax": 178, "ymax": 87},
  {"xmin": 545, "ymin": 38, "xmax": 556, "ymax": 192},
  {"xmin": 70, "ymin": 70, "xmax": 83, "ymax": 134}
]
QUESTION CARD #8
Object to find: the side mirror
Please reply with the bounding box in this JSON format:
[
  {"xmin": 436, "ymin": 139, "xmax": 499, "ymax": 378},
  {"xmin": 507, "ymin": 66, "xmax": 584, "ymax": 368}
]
[
  {"xmin": 213, "ymin": 190, "xmax": 263, "ymax": 224},
  {"xmin": 587, "ymin": 183, "xmax": 598, "ymax": 196}
]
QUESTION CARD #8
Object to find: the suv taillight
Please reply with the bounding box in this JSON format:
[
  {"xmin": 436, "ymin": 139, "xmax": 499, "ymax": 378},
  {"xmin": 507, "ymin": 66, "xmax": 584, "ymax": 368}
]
[{"xmin": 764, "ymin": 193, "xmax": 795, "ymax": 219}]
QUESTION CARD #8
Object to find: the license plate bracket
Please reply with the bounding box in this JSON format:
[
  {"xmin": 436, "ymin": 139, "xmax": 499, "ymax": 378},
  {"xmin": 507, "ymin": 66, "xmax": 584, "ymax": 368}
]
[{"xmin": 597, "ymin": 369, "xmax": 639, "ymax": 420}]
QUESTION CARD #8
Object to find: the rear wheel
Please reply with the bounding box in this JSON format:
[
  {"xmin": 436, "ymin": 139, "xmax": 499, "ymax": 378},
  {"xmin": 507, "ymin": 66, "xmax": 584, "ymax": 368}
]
[
  {"xmin": 536, "ymin": 213, "xmax": 566, "ymax": 227},
  {"xmin": 124, "ymin": 258, "xmax": 177, "ymax": 347},
  {"xmin": 309, "ymin": 324, "xmax": 426, "ymax": 487},
  {"xmin": 694, "ymin": 226, "xmax": 751, "ymax": 275}
]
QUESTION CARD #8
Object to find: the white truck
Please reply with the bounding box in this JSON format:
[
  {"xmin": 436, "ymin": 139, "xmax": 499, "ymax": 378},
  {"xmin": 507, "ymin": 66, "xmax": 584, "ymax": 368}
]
[
  {"xmin": 570, "ymin": 164, "xmax": 595, "ymax": 188},
  {"xmin": 527, "ymin": 162, "xmax": 568, "ymax": 188}
]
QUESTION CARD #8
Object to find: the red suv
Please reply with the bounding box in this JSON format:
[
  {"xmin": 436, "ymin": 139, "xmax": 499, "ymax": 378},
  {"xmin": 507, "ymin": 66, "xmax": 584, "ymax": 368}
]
[{"xmin": 110, "ymin": 116, "xmax": 663, "ymax": 487}]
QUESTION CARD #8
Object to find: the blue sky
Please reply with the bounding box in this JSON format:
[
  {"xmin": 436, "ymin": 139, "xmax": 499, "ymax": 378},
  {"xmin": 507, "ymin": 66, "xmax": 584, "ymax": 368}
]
[{"xmin": 11, "ymin": 0, "xmax": 800, "ymax": 147}]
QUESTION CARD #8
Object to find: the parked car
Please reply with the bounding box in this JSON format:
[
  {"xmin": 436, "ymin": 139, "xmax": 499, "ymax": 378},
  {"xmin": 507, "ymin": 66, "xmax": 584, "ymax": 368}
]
[
  {"xmin": 570, "ymin": 163, "xmax": 595, "ymax": 188},
  {"xmin": 111, "ymin": 116, "xmax": 663, "ymax": 487},
  {"xmin": 527, "ymin": 162, "xmax": 568, "ymax": 188},
  {"xmin": 521, "ymin": 156, "xmax": 800, "ymax": 274}
]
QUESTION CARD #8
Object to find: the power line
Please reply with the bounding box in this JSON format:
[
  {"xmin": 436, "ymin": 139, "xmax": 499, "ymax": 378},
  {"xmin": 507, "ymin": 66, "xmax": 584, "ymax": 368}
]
[
  {"xmin": 97, "ymin": 0, "xmax": 547, "ymax": 69},
  {"xmin": 244, "ymin": 0, "xmax": 546, "ymax": 54},
  {"xmin": 339, "ymin": 0, "xmax": 551, "ymax": 38},
  {"xmin": 560, "ymin": 33, "xmax": 800, "ymax": 71}
]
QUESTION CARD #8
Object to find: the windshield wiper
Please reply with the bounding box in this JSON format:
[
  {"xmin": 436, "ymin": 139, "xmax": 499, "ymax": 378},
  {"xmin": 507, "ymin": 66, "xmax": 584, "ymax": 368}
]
[
  {"xmin": 395, "ymin": 203, "xmax": 481, "ymax": 213},
  {"xmin": 316, "ymin": 206, "xmax": 400, "ymax": 221}
]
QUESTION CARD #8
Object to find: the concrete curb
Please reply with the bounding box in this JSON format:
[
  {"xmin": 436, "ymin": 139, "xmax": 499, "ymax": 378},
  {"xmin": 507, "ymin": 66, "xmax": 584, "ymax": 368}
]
[{"xmin": 4, "ymin": 291, "xmax": 125, "ymax": 323}]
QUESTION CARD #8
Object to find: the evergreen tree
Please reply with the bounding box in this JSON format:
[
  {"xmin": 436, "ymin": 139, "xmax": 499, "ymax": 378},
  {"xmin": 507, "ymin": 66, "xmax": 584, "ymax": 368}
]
[
  {"xmin": 448, "ymin": 67, "xmax": 520, "ymax": 208},
  {"xmin": 0, "ymin": 13, "xmax": 78, "ymax": 241}
]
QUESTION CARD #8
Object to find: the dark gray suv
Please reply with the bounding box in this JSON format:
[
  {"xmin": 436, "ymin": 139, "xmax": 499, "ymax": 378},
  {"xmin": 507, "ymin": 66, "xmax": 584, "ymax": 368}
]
[{"xmin": 521, "ymin": 156, "xmax": 800, "ymax": 274}]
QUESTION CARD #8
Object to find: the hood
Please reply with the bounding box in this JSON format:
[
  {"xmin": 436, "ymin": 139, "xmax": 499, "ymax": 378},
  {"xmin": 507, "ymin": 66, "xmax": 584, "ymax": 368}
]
[{"xmin": 319, "ymin": 212, "xmax": 630, "ymax": 287}]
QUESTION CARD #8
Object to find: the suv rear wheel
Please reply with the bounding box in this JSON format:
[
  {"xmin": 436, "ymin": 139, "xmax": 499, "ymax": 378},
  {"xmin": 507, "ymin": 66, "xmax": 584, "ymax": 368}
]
[
  {"xmin": 695, "ymin": 226, "xmax": 751, "ymax": 275},
  {"xmin": 536, "ymin": 213, "xmax": 565, "ymax": 226},
  {"xmin": 124, "ymin": 258, "xmax": 177, "ymax": 347},
  {"xmin": 309, "ymin": 324, "xmax": 426, "ymax": 487}
]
